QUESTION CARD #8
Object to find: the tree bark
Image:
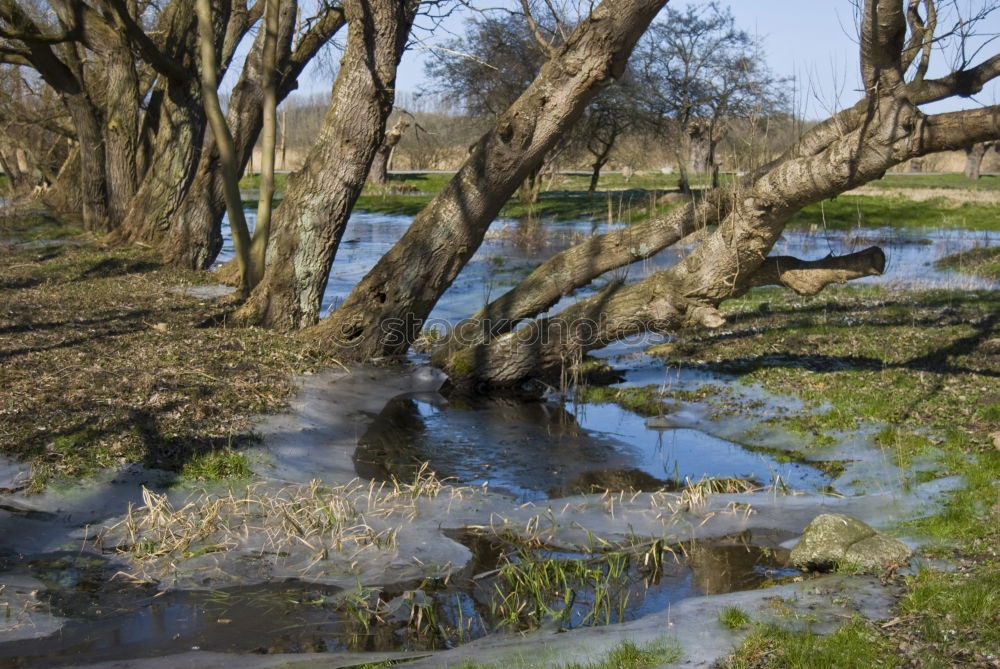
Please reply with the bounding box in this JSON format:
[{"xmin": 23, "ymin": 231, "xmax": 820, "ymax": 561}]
[
  {"xmin": 236, "ymin": 0, "xmax": 419, "ymax": 329},
  {"xmin": 369, "ymin": 115, "xmax": 410, "ymax": 186},
  {"xmin": 309, "ymin": 0, "xmax": 669, "ymax": 357},
  {"xmin": 110, "ymin": 0, "xmax": 267, "ymax": 261},
  {"xmin": 963, "ymin": 141, "xmax": 995, "ymax": 179},
  {"xmin": 98, "ymin": 44, "xmax": 141, "ymax": 226},
  {"xmin": 686, "ymin": 119, "xmax": 712, "ymax": 174}
]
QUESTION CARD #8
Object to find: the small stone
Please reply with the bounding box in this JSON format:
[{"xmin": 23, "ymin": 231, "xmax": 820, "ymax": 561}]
[{"xmin": 990, "ymin": 431, "xmax": 1000, "ymax": 451}]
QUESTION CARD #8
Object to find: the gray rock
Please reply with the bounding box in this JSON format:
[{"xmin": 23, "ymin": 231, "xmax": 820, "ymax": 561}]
[{"xmin": 790, "ymin": 513, "xmax": 911, "ymax": 572}]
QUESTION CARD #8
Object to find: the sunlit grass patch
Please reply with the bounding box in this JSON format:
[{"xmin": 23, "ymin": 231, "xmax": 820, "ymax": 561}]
[
  {"xmin": 559, "ymin": 638, "xmax": 683, "ymax": 669},
  {"xmin": 452, "ymin": 637, "xmax": 681, "ymax": 669},
  {"xmin": 906, "ymin": 450, "xmax": 1000, "ymax": 551},
  {"xmin": 179, "ymin": 448, "xmax": 253, "ymax": 482},
  {"xmin": 789, "ymin": 194, "xmax": 1000, "ymax": 231},
  {"xmin": 722, "ymin": 617, "xmax": 900, "ymax": 668},
  {"xmin": 898, "ymin": 564, "xmax": 1000, "ymax": 655}
]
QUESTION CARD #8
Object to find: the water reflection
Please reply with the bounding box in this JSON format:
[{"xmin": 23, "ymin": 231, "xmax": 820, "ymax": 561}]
[{"xmin": 356, "ymin": 394, "xmax": 829, "ymax": 501}]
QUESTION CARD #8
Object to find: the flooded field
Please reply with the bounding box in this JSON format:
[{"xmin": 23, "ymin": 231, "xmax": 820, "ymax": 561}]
[
  {"xmin": 0, "ymin": 210, "xmax": 991, "ymax": 667},
  {"xmin": 219, "ymin": 212, "xmax": 1000, "ymax": 321}
]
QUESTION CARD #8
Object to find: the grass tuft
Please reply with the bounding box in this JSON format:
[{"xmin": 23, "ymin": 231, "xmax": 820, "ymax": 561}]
[{"xmin": 718, "ymin": 605, "xmax": 752, "ymax": 629}]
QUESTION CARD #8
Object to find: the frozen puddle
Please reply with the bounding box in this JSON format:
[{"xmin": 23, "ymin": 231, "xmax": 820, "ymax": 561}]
[{"xmin": 356, "ymin": 393, "xmax": 829, "ymax": 501}]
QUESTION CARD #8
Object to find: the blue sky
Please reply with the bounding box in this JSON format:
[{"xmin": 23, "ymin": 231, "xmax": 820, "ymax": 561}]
[{"xmin": 296, "ymin": 0, "xmax": 1000, "ymax": 120}]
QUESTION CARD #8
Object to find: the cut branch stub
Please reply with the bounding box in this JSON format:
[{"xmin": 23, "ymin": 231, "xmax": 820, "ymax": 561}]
[{"xmin": 743, "ymin": 246, "xmax": 887, "ymax": 296}]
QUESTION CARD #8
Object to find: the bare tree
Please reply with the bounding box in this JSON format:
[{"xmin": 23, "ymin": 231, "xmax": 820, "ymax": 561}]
[
  {"xmin": 0, "ymin": 65, "xmax": 70, "ymax": 195},
  {"xmin": 299, "ymin": 0, "xmax": 669, "ymax": 354},
  {"xmin": 235, "ymin": 0, "xmax": 421, "ymax": 328},
  {"xmin": 431, "ymin": 0, "xmax": 1000, "ymax": 386},
  {"xmin": 0, "ymin": 0, "xmax": 344, "ymax": 268},
  {"xmin": 195, "ymin": 0, "xmax": 281, "ymax": 296},
  {"xmin": 633, "ymin": 2, "xmax": 788, "ymax": 192},
  {"xmin": 571, "ymin": 70, "xmax": 643, "ymax": 195}
]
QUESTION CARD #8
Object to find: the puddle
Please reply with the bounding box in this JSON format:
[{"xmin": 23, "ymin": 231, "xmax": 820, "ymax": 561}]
[
  {"xmin": 356, "ymin": 394, "xmax": 829, "ymax": 501},
  {"xmin": 0, "ymin": 531, "xmax": 796, "ymax": 668}
]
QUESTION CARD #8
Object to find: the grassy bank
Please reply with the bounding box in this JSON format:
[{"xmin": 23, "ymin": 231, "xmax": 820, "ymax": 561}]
[
  {"xmin": 644, "ymin": 284, "xmax": 1000, "ymax": 666},
  {"xmin": 239, "ymin": 170, "xmax": 1000, "ymax": 231},
  {"xmin": 0, "ymin": 214, "xmax": 341, "ymax": 490},
  {"xmin": 935, "ymin": 245, "xmax": 1000, "ymax": 280}
]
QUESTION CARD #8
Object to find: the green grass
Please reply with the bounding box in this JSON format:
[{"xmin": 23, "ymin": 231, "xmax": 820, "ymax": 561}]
[
  {"xmin": 719, "ymin": 606, "xmax": 752, "ymax": 629},
  {"xmin": 723, "ymin": 617, "xmax": 900, "ymax": 668},
  {"xmin": 455, "ymin": 637, "xmax": 682, "ymax": 669},
  {"xmin": 670, "ymin": 285, "xmax": 998, "ymax": 666},
  {"xmin": 179, "ymin": 448, "xmax": 253, "ymax": 482},
  {"xmin": 560, "ymin": 638, "xmax": 683, "ymax": 669},
  {"xmin": 237, "ymin": 171, "xmax": 290, "ymax": 191},
  {"xmin": 898, "ymin": 564, "xmax": 1000, "ymax": 655},
  {"xmin": 574, "ymin": 384, "xmax": 724, "ymax": 417},
  {"xmin": 788, "ymin": 194, "xmax": 1000, "ymax": 231},
  {"xmin": 864, "ymin": 172, "xmax": 1000, "ymax": 191}
]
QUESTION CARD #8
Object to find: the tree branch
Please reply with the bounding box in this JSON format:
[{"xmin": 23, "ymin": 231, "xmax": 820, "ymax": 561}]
[
  {"xmin": 741, "ymin": 247, "xmax": 886, "ymax": 295},
  {"xmin": 0, "ymin": 22, "xmax": 78, "ymax": 44},
  {"xmin": 918, "ymin": 105, "xmax": 1000, "ymax": 152},
  {"xmin": 100, "ymin": 0, "xmax": 191, "ymax": 81},
  {"xmin": 283, "ymin": 3, "xmax": 345, "ymax": 90},
  {"xmin": 786, "ymin": 51, "xmax": 1000, "ymax": 161},
  {"xmin": 518, "ymin": 0, "xmax": 559, "ymax": 58},
  {"xmin": 860, "ymin": 0, "xmax": 907, "ymax": 93}
]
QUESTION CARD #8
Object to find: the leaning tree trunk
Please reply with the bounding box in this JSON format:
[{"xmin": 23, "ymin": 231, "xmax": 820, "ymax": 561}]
[
  {"xmin": 963, "ymin": 141, "xmax": 995, "ymax": 179},
  {"xmin": 309, "ymin": 0, "xmax": 669, "ymax": 357},
  {"xmin": 369, "ymin": 115, "xmax": 410, "ymax": 186},
  {"xmin": 235, "ymin": 0, "xmax": 419, "ymax": 329},
  {"xmin": 437, "ymin": 103, "xmax": 1000, "ymax": 385},
  {"xmin": 435, "ymin": 56, "xmax": 1000, "ymax": 360}
]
